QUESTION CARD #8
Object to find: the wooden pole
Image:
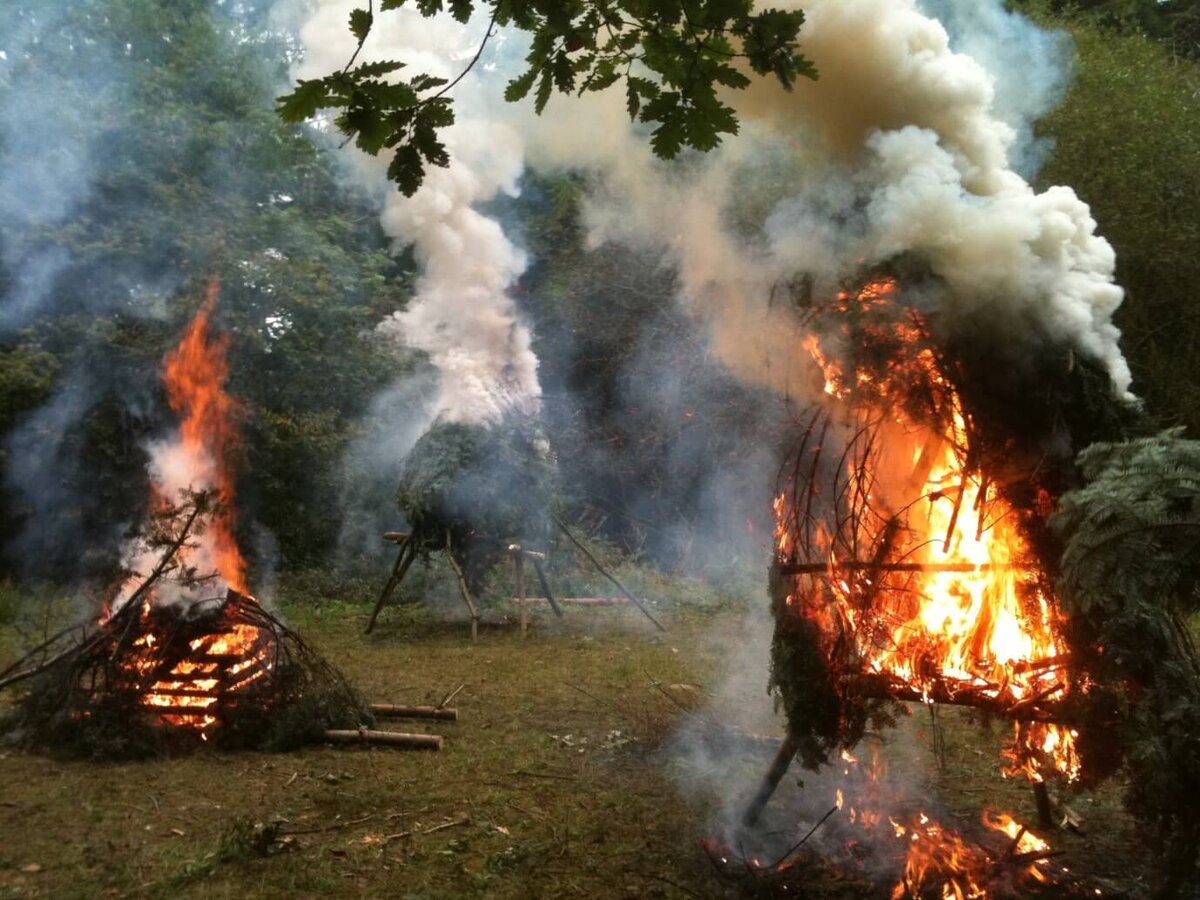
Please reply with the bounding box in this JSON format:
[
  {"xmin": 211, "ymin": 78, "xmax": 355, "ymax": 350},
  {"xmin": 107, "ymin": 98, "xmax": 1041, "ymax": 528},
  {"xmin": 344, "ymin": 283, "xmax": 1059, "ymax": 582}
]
[
  {"xmin": 742, "ymin": 733, "xmax": 799, "ymax": 826},
  {"xmin": 323, "ymin": 729, "xmax": 442, "ymax": 751},
  {"xmin": 366, "ymin": 537, "xmax": 417, "ymax": 634},
  {"xmin": 368, "ymin": 704, "xmax": 458, "ymax": 722},
  {"xmin": 515, "ymin": 551, "xmax": 527, "ymax": 639},
  {"xmin": 551, "ymin": 514, "xmax": 665, "ymax": 632},
  {"xmin": 530, "ymin": 557, "xmax": 564, "ymax": 619},
  {"xmin": 445, "ymin": 532, "xmax": 479, "ymax": 643}
]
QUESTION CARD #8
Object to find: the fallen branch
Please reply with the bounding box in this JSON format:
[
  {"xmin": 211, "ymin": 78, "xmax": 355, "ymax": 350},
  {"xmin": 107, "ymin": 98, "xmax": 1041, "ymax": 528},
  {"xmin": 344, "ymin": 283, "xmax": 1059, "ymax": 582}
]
[
  {"xmin": 437, "ymin": 683, "xmax": 465, "ymax": 710},
  {"xmin": 323, "ymin": 729, "xmax": 443, "ymax": 751},
  {"xmin": 384, "ymin": 816, "xmax": 470, "ymax": 842}
]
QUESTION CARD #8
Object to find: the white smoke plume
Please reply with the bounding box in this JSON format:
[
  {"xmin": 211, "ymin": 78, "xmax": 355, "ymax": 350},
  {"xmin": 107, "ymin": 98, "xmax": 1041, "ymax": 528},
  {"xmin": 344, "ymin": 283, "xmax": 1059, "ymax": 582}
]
[
  {"xmin": 522, "ymin": 0, "xmax": 1132, "ymax": 401},
  {"xmin": 290, "ymin": 1, "xmax": 540, "ymax": 425}
]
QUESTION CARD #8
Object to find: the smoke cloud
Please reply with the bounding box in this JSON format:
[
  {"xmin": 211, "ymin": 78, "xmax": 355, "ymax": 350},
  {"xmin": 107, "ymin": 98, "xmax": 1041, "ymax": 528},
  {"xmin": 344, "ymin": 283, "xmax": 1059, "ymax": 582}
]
[
  {"xmin": 290, "ymin": 1, "xmax": 541, "ymax": 426},
  {"xmin": 521, "ymin": 0, "xmax": 1132, "ymax": 402}
]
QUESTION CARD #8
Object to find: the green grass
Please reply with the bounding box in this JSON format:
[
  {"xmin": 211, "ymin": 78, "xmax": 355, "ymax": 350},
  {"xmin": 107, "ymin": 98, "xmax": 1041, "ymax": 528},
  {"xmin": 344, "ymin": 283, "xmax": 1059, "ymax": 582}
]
[{"xmin": 0, "ymin": 575, "xmax": 1156, "ymax": 898}]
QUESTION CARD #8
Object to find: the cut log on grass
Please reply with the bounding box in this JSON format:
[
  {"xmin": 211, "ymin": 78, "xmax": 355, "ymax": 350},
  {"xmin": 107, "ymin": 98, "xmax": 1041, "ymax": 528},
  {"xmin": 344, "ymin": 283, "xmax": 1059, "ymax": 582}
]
[
  {"xmin": 323, "ymin": 729, "xmax": 443, "ymax": 751},
  {"xmin": 368, "ymin": 704, "xmax": 458, "ymax": 722}
]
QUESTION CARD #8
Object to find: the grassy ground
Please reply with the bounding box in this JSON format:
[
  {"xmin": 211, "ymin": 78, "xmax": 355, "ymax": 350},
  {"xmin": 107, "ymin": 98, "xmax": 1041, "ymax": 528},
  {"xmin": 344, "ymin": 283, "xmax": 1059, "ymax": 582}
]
[{"xmin": 0, "ymin": 577, "xmax": 1154, "ymax": 899}]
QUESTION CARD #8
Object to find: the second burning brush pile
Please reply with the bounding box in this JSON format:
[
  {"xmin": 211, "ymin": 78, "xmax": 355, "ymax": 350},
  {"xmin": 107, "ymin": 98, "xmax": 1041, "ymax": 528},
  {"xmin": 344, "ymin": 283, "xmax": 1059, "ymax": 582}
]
[
  {"xmin": 0, "ymin": 285, "xmax": 368, "ymax": 756},
  {"xmin": 745, "ymin": 276, "xmax": 1145, "ymax": 898}
]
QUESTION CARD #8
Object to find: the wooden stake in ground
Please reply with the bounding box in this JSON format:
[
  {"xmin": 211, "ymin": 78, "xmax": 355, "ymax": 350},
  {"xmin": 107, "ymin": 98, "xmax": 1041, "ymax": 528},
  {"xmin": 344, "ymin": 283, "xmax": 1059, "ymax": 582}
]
[
  {"xmin": 514, "ymin": 550, "xmax": 527, "ymax": 639},
  {"xmin": 323, "ymin": 728, "xmax": 443, "ymax": 751},
  {"xmin": 530, "ymin": 556, "xmax": 564, "ymax": 618},
  {"xmin": 551, "ymin": 514, "xmax": 665, "ymax": 632},
  {"xmin": 366, "ymin": 533, "xmax": 416, "ymax": 634}
]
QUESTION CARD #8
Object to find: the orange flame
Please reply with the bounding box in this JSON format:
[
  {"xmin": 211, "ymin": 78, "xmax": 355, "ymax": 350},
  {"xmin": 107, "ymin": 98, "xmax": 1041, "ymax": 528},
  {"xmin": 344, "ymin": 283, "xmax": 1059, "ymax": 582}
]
[
  {"xmin": 115, "ymin": 281, "xmax": 266, "ymax": 735},
  {"xmin": 778, "ymin": 278, "xmax": 1078, "ymax": 783},
  {"xmin": 159, "ymin": 279, "xmax": 246, "ymax": 593}
]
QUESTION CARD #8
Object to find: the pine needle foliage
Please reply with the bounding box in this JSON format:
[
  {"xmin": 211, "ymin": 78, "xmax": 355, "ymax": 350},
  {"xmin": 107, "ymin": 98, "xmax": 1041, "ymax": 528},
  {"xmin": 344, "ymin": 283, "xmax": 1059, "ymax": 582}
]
[{"xmin": 1052, "ymin": 429, "xmax": 1200, "ymax": 896}]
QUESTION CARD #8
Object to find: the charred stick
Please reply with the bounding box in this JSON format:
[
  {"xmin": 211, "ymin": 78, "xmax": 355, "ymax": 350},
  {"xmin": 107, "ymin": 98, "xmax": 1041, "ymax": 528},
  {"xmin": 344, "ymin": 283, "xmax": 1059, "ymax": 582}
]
[
  {"xmin": 1033, "ymin": 781, "xmax": 1054, "ymax": 830},
  {"xmin": 369, "ymin": 704, "xmax": 458, "ymax": 722},
  {"xmin": 942, "ymin": 482, "xmax": 966, "ymax": 553},
  {"xmin": 551, "ymin": 514, "xmax": 665, "ymax": 632},
  {"xmin": 741, "ymin": 732, "xmax": 800, "ymax": 827},
  {"xmin": 323, "ymin": 729, "xmax": 443, "ymax": 751},
  {"xmin": 769, "ymin": 803, "xmax": 839, "ymax": 869}
]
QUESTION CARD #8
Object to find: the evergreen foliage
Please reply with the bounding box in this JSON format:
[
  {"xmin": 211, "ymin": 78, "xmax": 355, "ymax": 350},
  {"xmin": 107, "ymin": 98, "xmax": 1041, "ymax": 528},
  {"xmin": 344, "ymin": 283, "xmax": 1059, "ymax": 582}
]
[{"xmin": 1051, "ymin": 431, "xmax": 1200, "ymax": 895}]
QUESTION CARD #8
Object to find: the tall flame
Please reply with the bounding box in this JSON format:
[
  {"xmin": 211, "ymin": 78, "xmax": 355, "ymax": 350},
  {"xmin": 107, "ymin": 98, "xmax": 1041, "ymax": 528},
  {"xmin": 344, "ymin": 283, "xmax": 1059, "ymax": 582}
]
[
  {"xmin": 777, "ymin": 278, "xmax": 1078, "ymax": 784},
  {"xmin": 148, "ymin": 279, "xmax": 246, "ymax": 595}
]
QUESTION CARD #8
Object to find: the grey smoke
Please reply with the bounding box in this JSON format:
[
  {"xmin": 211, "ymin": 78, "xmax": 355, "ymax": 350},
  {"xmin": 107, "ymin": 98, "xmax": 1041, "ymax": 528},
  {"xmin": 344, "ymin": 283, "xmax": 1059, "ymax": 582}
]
[{"xmin": 0, "ymin": 4, "xmax": 128, "ymax": 332}]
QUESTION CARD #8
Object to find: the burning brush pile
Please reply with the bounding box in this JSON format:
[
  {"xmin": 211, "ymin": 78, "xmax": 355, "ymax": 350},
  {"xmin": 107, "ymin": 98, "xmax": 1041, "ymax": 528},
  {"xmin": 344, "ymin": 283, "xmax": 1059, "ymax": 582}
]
[
  {"xmin": 722, "ymin": 275, "xmax": 1200, "ymax": 897},
  {"xmin": 0, "ymin": 288, "xmax": 367, "ymax": 757}
]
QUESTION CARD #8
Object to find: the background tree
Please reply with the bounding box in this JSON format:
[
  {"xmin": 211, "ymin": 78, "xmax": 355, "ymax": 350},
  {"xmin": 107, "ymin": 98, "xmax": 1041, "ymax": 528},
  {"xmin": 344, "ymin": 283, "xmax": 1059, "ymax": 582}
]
[{"xmin": 0, "ymin": 0, "xmax": 413, "ymax": 577}]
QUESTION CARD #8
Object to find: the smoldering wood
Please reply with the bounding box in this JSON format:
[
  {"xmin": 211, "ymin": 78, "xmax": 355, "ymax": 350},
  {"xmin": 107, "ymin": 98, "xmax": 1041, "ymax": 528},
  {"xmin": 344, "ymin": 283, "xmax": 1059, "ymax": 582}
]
[
  {"xmin": 323, "ymin": 728, "xmax": 443, "ymax": 751},
  {"xmin": 1, "ymin": 493, "xmax": 369, "ymax": 756},
  {"xmin": 779, "ymin": 561, "xmax": 1017, "ymax": 575},
  {"xmin": 842, "ymin": 673, "xmax": 1067, "ymax": 722},
  {"xmin": 368, "ymin": 704, "xmax": 458, "ymax": 722},
  {"xmin": 741, "ymin": 732, "xmax": 800, "ymax": 827}
]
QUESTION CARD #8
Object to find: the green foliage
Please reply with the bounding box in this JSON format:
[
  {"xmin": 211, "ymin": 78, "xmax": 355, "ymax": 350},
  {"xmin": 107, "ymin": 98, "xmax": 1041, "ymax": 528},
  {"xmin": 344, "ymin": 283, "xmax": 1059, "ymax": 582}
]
[
  {"xmin": 1028, "ymin": 13, "xmax": 1200, "ymax": 432},
  {"xmin": 277, "ymin": 1, "xmax": 815, "ymax": 195},
  {"xmin": 1052, "ymin": 431, "xmax": 1200, "ymax": 895},
  {"xmin": 0, "ymin": 0, "xmax": 413, "ymax": 575},
  {"xmin": 396, "ymin": 417, "xmax": 556, "ymax": 554},
  {"xmin": 1017, "ymin": 0, "xmax": 1200, "ymax": 58}
]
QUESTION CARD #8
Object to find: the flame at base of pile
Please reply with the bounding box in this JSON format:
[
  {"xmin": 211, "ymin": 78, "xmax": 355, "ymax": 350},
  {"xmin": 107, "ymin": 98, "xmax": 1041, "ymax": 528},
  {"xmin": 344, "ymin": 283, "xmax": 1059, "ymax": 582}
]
[
  {"xmin": 1, "ymin": 582, "xmax": 368, "ymax": 758},
  {"xmin": 745, "ymin": 277, "xmax": 1115, "ymax": 897}
]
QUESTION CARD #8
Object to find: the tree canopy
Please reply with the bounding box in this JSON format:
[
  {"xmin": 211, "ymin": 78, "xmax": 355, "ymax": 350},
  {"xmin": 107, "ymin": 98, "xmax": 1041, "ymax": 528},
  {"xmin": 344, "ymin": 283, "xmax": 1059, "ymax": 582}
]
[{"xmin": 277, "ymin": 0, "xmax": 815, "ymax": 195}]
